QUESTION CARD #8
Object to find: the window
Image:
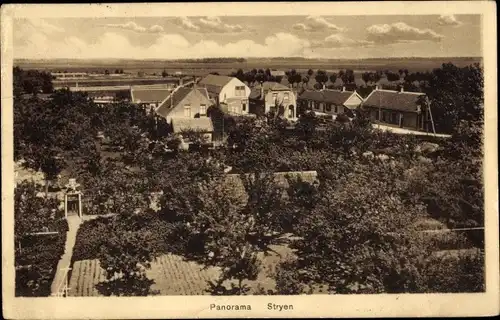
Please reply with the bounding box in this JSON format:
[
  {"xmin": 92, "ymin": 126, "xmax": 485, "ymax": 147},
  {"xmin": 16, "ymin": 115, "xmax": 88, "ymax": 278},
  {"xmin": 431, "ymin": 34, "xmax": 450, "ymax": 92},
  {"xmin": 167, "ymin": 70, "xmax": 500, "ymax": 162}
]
[
  {"xmin": 235, "ymin": 86, "xmax": 246, "ymax": 97},
  {"xmin": 242, "ymin": 101, "xmax": 247, "ymax": 111},
  {"xmin": 272, "ymin": 93, "xmax": 278, "ymax": 101},
  {"xmin": 334, "ymin": 105, "xmax": 338, "ymax": 113},
  {"xmin": 284, "ymin": 92, "xmax": 289, "ymax": 101},
  {"xmin": 325, "ymin": 104, "xmax": 332, "ymax": 112},
  {"xmin": 200, "ymin": 104, "xmax": 207, "ymax": 115},
  {"xmin": 314, "ymin": 102, "xmax": 319, "ymax": 110},
  {"xmin": 184, "ymin": 105, "xmax": 191, "ymax": 117}
]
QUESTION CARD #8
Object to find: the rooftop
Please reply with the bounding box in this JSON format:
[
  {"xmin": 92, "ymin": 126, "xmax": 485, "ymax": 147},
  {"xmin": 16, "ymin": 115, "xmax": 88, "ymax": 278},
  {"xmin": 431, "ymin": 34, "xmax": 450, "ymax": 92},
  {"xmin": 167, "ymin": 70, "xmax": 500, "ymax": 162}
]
[
  {"xmin": 363, "ymin": 89, "xmax": 426, "ymax": 113},
  {"xmin": 299, "ymin": 89, "xmax": 356, "ymax": 106},
  {"xmin": 155, "ymin": 87, "xmax": 210, "ymax": 118},
  {"xmin": 198, "ymin": 74, "xmax": 235, "ymax": 94},
  {"xmin": 249, "ymin": 81, "xmax": 291, "ymax": 99},
  {"xmin": 131, "ymin": 87, "xmax": 172, "ymax": 103}
]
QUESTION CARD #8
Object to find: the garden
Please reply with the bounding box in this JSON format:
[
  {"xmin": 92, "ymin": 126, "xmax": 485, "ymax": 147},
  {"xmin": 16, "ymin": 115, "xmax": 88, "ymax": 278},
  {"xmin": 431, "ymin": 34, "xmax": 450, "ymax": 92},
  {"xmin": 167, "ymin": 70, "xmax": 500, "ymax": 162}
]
[{"xmin": 14, "ymin": 62, "xmax": 485, "ymax": 296}]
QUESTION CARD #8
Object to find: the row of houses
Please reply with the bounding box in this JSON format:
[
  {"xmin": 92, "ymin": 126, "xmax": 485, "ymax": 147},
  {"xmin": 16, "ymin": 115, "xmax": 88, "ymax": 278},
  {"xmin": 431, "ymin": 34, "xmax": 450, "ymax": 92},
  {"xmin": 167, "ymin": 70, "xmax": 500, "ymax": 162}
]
[
  {"xmin": 297, "ymin": 86, "xmax": 432, "ymax": 131},
  {"xmin": 69, "ymin": 73, "xmax": 433, "ymax": 144}
]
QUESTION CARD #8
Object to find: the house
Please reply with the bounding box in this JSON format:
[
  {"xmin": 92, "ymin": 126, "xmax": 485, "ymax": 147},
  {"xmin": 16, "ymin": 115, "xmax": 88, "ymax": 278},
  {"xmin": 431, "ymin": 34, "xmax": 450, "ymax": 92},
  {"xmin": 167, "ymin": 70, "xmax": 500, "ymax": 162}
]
[
  {"xmin": 198, "ymin": 74, "xmax": 250, "ymax": 115},
  {"xmin": 130, "ymin": 85, "xmax": 173, "ymax": 111},
  {"xmin": 362, "ymin": 87, "xmax": 430, "ymax": 131},
  {"xmin": 298, "ymin": 87, "xmax": 363, "ymax": 118},
  {"xmin": 171, "ymin": 117, "xmax": 214, "ymax": 144},
  {"xmin": 155, "ymin": 86, "xmax": 213, "ymax": 123},
  {"xmin": 270, "ymin": 70, "xmax": 286, "ymax": 77},
  {"xmin": 248, "ymin": 81, "xmax": 297, "ymax": 120}
]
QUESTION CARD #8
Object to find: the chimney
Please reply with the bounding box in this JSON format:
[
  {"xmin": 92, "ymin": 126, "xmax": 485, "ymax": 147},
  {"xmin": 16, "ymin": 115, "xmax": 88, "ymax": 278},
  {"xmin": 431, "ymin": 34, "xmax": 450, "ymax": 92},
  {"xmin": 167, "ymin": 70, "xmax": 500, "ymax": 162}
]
[{"xmin": 342, "ymin": 86, "xmax": 346, "ymax": 92}]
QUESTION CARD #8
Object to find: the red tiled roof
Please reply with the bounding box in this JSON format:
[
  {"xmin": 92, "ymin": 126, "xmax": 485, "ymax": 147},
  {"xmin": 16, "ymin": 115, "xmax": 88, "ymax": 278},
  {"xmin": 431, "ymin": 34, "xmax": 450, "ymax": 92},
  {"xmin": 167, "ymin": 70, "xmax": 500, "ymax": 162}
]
[{"xmin": 363, "ymin": 89, "xmax": 425, "ymax": 113}]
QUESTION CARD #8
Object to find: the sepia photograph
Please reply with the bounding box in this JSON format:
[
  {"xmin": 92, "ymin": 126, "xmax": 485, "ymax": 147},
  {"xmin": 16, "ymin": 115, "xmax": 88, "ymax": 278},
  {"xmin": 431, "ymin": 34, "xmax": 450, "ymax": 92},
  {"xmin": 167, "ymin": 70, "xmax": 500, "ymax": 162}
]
[{"xmin": 1, "ymin": 2, "xmax": 498, "ymax": 319}]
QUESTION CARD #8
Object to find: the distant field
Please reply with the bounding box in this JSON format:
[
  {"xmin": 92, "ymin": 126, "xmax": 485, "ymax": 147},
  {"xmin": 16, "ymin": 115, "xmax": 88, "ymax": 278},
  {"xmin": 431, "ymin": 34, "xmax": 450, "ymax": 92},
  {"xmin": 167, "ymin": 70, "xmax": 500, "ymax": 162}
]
[{"xmin": 15, "ymin": 57, "xmax": 482, "ymax": 78}]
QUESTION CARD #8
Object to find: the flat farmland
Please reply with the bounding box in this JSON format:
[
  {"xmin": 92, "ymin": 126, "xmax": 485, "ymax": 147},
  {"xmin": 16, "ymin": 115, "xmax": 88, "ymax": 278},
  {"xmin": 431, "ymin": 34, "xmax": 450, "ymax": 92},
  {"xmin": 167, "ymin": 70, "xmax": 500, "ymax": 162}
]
[
  {"xmin": 15, "ymin": 57, "xmax": 481, "ymax": 78},
  {"xmin": 68, "ymin": 244, "xmax": 296, "ymax": 296}
]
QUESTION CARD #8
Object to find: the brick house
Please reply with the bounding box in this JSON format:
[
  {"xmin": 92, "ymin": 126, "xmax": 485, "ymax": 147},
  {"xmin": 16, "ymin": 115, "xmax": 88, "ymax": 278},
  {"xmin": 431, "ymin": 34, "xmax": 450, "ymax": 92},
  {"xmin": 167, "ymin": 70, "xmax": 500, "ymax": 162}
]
[
  {"xmin": 297, "ymin": 87, "xmax": 363, "ymax": 118},
  {"xmin": 198, "ymin": 74, "xmax": 250, "ymax": 116},
  {"xmin": 171, "ymin": 117, "xmax": 215, "ymax": 144},
  {"xmin": 248, "ymin": 81, "xmax": 297, "ymax": 120},
  {"xmin": 362, "ymin": 87, "xmax": 430, "ymax": 131}
]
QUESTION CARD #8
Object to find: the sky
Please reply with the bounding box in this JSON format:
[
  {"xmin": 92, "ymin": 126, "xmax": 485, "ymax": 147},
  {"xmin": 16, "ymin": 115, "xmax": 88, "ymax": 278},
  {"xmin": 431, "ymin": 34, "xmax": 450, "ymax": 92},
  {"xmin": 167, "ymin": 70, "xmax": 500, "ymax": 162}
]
[{"xmin": 13, "ymin": 15, "xmax": 481, "ymax": 60}]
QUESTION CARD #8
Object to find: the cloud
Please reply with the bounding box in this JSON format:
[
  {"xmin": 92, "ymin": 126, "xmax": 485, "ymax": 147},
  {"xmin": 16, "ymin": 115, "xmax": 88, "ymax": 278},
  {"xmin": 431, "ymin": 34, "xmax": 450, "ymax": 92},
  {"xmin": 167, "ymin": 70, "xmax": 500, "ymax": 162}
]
[
  {"xmin": 172, "ymin": 16, "xmax": 244, "ymax": 33},
  {"xmin": 293, "ymin": 16, "xmax": 346, "ymax": 32},
  {"xmin": 15, "ymin": 31, "xmax": 310, "ymax": 60},
  {"xmin": 366, "ymin": 22, "xmax": 444, "ymax": 44},
  {"xmin": 105, "ymin": 21, "xmax": 164, "ymax": 33},
  {"xmin": 437, "ymin": 15, "xmax": 463, "ymax": 27},
  {"xmin": 311, "ymin": 34, "xmax": 374, "ymax": 48}
]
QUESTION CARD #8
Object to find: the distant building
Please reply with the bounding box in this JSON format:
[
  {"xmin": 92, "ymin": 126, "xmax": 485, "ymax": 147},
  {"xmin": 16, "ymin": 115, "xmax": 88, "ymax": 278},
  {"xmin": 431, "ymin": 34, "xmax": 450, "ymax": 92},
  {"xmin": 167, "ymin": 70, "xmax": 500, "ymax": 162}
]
[
  {"xmin": 130, "ymin": 85, "xmax": 173, "ymax": 111},
  {"xmin": 198, "ymin": 74, "xmax": 250, "ymax": 115},
  {"xmin": 155, "ymin": 86, "xmax": 213, "ymax": 123},
  {"xmin": 51, "ymin": 72, "xmax": 88, "ymax": 79},
  {"xmin": 362, "ymin": 87, "xmax": 430, "ymax": 131},
  {"xmin": 298, "ymin": 87, "xmax": 363, "ymax": 118},
  {"xmin": 249, "ymin": 81, "xmax": 297, "ymax": 120},
  {"xmin": 270, "ymin": 70, "xmax": 286, "ymax": 77}
]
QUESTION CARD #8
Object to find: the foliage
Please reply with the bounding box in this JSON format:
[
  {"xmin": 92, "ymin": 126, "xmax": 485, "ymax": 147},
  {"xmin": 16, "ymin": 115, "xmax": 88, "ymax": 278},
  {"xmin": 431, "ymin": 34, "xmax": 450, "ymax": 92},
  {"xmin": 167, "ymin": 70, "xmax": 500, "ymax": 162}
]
[
  {"xmin": 96, "ymin": 215, "xmax": 162, "ymax": 296},
  {"xmin": 424, "ymin": 63, "xmax": 483, "ymax": 133},
  {"xmin": 15, "ymin": 183, "xmax": 67, "ymax": 296},
  {"xmin": 14, "ymin": 66, "xmax": 54, "ymax": 96}
]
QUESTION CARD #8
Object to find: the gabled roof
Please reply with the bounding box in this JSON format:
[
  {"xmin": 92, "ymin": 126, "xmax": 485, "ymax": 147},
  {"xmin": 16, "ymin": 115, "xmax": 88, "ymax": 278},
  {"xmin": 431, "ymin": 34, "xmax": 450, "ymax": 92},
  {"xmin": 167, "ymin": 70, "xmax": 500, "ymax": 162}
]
[
  {"xmin": 172, "ymin": 117, "xmax": 214, "ymax": 133},
  {"xmin": 249, "ymin": 81, "xmax": 291, "ymax": 100},
  {"xmin": 363, "ymin": 89, "xmax": 426, "ymax": 113},
  {"xmin": 298, "ymin": 89, "xmax": 357, "ymax": 106},
  {"xmin": 198, "ymin": 74, "xmax": 235, "ymax": 94},
  {"xmin": 131, "ymin": 87, "xmax": 172, "ymax": 103},
  {"xmin": 155, "ymin": 87, "xmax": 211, "ymax": 118}
]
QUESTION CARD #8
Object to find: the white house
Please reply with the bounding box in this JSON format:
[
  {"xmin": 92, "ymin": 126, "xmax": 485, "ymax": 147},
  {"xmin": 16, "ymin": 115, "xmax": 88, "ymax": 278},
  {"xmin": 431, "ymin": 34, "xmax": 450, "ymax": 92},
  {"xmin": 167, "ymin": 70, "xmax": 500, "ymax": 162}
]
[{"xmin": 198, "ymin": 74, "xmax": 251, "ymax": 115}]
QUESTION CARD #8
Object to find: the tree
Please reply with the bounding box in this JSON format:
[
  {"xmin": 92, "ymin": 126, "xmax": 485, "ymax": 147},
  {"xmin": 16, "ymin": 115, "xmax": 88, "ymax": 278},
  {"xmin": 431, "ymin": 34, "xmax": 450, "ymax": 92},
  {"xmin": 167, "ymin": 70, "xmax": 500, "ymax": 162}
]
[
  {"xmin": 329, "ymin": 73, "xmax": 338, "ymax": 86},
  {"xmin": 105, "ymin": 69, "xmax": 110, "ymax": 75},
  {"xmin": 339, "ymin": 69, "xmax": 355, "ymax": 84},
  {"xmin": 275, "ymin": 161, "xmax": 432, "ymax": 294},
  {"xmin": 162, "ymin": 69, "xmax": 168, "ymax": 77},
  {"xmin": 315, "ymin": 70, "xmax": 329, "ymax": 88},
  {"xmin": 307, "ymin": 69, "xmax": 314, "ymax": 77},
  {"xmin": 423, "ymin": 63, "xmax": 483, "ymax": 133},
  {"xmin": 96, "ymin": 215, "xmax": 160, "ymax": 296},
  {"xmin": 386, "ymin": 71, "xmax": 401, "ymax": 82},
  {"xmin": 234, "ymin": 68, "xmax": 245, "ymax": 82},
  {"xmin": 302, "ymin": 76, "xmax": 310, "ymax": 89}
]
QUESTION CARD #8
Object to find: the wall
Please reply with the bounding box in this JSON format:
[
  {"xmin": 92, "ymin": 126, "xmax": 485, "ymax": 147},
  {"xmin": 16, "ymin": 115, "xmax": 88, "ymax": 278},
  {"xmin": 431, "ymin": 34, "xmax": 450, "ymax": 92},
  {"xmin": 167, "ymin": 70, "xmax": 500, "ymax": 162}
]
[
  {"xmin": 218, "ymin": 78, "xmax": 251, "ymax": 115},
  {"xmin": 165, "ymin": 89, "xmax": 212, "ymax": 123},
  {"xmin": 264, "ymin": 90, "xmax": 297, "ymax": 119},
  {"xmin": 367, "ymin": 107, "xmax": 419, "ymax": 130},
  {"xmin": 344, "ymin": 93, "xmax": 363, "ymax": 109}
]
